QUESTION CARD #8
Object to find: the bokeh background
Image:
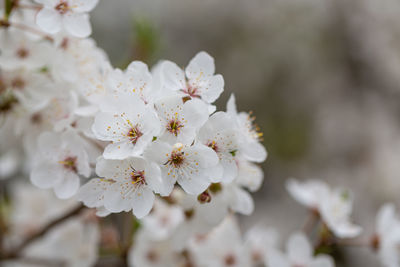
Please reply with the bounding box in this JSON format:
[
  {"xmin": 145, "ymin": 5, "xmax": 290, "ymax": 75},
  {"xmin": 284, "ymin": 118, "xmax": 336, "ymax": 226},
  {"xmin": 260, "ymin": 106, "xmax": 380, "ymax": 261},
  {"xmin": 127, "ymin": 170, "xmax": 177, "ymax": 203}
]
[{"xmin": 91, "ymin": 0, "xmax": 400, "ymax": 266}]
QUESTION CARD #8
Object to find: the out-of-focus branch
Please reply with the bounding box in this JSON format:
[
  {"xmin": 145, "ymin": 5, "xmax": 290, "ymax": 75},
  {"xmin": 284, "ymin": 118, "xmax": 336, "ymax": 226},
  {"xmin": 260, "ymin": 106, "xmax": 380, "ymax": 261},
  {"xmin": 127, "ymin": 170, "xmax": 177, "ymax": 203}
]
[
  {"xmin": 302, "ymin": 208, "xmax": 320, "ymax": 235},
  {"xmin": 0, "ymin": 204, "xmax": 86, "ymax": 260},
  {"xmin": 8, "ymin": 256, "xmax": 66, "ymax": 267}
]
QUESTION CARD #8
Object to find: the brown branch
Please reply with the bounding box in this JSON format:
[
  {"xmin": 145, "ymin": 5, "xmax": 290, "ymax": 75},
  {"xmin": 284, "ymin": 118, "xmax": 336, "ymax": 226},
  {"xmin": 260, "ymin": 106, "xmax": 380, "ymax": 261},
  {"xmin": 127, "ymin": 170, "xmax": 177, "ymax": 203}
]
[
  {"xmin": 7, "ymin": 256, "xmax": 66, "ymax": 267},
  {"xmin": 302, "ymin": 208, "xmax": 320, "ymax": 235},
  {"xmin": 1, "ymin": 204, "xmax": 86, "ymax": 260}
]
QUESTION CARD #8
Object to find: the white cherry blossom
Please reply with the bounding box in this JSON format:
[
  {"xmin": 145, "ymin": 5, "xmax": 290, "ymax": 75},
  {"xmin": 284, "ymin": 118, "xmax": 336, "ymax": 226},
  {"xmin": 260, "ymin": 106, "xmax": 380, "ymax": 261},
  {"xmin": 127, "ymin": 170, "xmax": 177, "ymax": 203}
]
[
  {"xmin": 287, "ymin": 178, "xmax": 362, "ymax": 238},
  {"xmin": 92, "ymin": 96, "xmax": 161, "ymax": 159},
  {"xmin": 189, "ymin": 216, "xmax": 251, "ymax": 267},
  {"xmin": 30, "ymin": 131, "xmax": 91, "ymax": 199},
  {"xmin": 267, "ymin": 232, "xmax": 335, "ymax": 267},
  {"xmin": 35, "ymin": 0, "xmax": 98, "ymax": 37},
  {"xmin": 144, "ymin": 142, "xmax": 219, "ymax": 195},
  {"xmin": 0, "ymin": 30, "xmax": 51, "ymax": 70},
  {"xmin": 374, "ymin": 203, "xmax": 400, "ymax": 267},
  {"xmin": 154, "ymin": 96, "xmax": 209, "ymax": 144},
  {"xmin": 161, "ymin": 51, "xmax": 224, "ymax": 103},
  {"xmin": 244, "ymin": 226, "xmax": 279, "ymax": 266},
  {"xmin": 78, "ymin": 156, "xmax": 165, "ymax": 218},
  {"xmin": 226, "ymin": 94, "xmax": 267, "ymax": 163},
  {"xmin": 197, "ymin": 111, "xmax": 239, "ymax": 183}
]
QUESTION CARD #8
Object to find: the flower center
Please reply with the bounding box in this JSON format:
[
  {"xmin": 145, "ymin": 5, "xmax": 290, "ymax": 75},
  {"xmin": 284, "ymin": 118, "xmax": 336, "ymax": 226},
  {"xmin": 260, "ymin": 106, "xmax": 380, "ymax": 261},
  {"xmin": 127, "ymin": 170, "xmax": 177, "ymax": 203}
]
[
  {"xmin": 166, "ymin": 119, "xmax": 183, "ymax": 136},
  {"xmin": 55, "ymin": 1, "xmax": 69, "ymax": 14},
  {"xmin": 58, "ymin": 156, "xmax": 78, "ymax": 173},
  {"xmin": 165, "ymin": 150, "xmax": 185, "ymax": 168},
  {"xmin": 11, "ymin": 77, "xmax": 25, "ymax": 89},
  {"xmin": 146, "ymin": 250, "xmax": 159, "ymax": 263},
  {"xmin": 127, "ymin": 125, "xmax": 143, "ymax": 144},
  {"xmin": 0, "ymin": 92, "xmax": 18, "ymax": 114},
  {"xmin": 130, "ymin": 168, "xmax": 146, "ymax": 186},
  {"xmin": 181, "ymin": 85, "xmax": 201, "ymax": 98},
  {"xmin": 16, "ymin": 48, "xmax": 29, "ymax": 59},
  {"xmin": 206, "ymin": 140, "xmax": 218, "ymax": 152},
  {"xmin": 224, "ymin": 254, "xmax": 236, "ymax": 266}
]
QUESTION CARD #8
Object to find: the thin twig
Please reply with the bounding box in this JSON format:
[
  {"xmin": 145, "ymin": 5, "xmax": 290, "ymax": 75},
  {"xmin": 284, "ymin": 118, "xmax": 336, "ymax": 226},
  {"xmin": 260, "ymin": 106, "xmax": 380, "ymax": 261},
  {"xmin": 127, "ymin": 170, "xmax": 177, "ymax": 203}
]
[
  {"xmin": 1, "ymin": 204, "xmax": 86, "ymax": 260},
  {"xmin": 302, "ymin": 208, "xmax": 320, "ymax": 235},
  {"xmin": 7, "ymin": 256, "xmax": 66, "ymax": 267},
  {"xmin": 336, "ymin": 239, "xmax": 370, "ymax": 248},
  {"xmin": 16, "ymin": 4, "xmax": 41, "ymax": 10}
]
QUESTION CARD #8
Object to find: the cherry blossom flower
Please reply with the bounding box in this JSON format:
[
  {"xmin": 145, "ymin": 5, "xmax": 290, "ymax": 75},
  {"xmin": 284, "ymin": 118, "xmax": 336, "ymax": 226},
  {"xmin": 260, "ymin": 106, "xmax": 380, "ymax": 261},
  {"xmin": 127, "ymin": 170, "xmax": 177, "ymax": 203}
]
[
  {"xmin": 154, "ymin": 96, "xmax": 209, "ymax": 144},
  {"xmin": 141, "ymin": 199, "xmax": 185, "ymax": 240},
  {"xmin": 92, "ymin": 96, "xmax": 161, "ymax": 159},
  {"xmin": 0, "ymin": 30, "xmax": 51, "ymax": 70},
  {"xmin": 144, "ymin": 142, "xmax": 219, "ymax": 195},
  {"xmin": 128, "ymin": 230, "xmax": 186, "ymax": 267},
  {"xmin": 197, "ymin": 111, "xmax": 239, "ymax": 183},
  {"xmin": 35, "ymin": 0, "xmax": 99, "ymax": 38},
  {"xmin": 244, "ymin": 226, "xmax": 279, "ymax": 266},
  {"xmin": 287, "ymin": 178, "xmax": 362, "ymax": 238},
  {"xmin": 188, "ymin": 216, "xmax": 251, "ymax": 267},
  {"xmin": 374, "ymin": 203, "xmax": 400, "ymax": 267},
  {"xmin": 30, "ymin": 131, "xmax": 91, "ymax": 199},
  {"xmin": 267, "ymin": 232, "xmax": 335, "ymax": 267},
  {"xmin": 226, "ymin": 94, "xmax": 267, "ymax": 163},
  {"xmin": 78, "ymin": 156, "xmax": 165, "ymax": 218},
  {"xmin": 161, "ymin": 51, "xmax": 224, "ymax": 103},
  {"xmin": 102, "ymin": 61, "xmax": 156, "ymax": 107}
]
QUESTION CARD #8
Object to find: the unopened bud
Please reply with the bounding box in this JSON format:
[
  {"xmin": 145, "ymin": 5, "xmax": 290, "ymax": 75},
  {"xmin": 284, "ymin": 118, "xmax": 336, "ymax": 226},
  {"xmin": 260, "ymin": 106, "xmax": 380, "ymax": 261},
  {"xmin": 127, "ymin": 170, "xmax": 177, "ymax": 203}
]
[{"xmin": 197, "ymin": 190, "xmax": 211, "ymax": 203}]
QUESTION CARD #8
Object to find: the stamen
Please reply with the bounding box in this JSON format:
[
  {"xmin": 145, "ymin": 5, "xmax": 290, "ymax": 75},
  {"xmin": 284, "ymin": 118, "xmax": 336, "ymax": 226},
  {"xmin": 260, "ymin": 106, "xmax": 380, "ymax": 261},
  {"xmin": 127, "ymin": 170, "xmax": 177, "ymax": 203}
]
[
  {"xmin": 166, "ymin": 119, "xmax": 184, "ymax": 136},
  {"xmin": 206, "ymin": 140, "xmax": 218, "ymax": 152},
  {"xmin": 126, "ymin": 125, "xmax": 143, "ymax": 144},
  {"xmin": 16, "ymin": 47, "xmax": 29, "ymax": 59},
  {"xmin": 58, "ymin": 156, "xmax": 78, "ymax": 173},
  {"xmin": 55, "ymin": 1, "xmax": 69, "ymax": 14},
  {"xmin": 130, "ymin": 167, "xmax": 146, "ymax": 186}
]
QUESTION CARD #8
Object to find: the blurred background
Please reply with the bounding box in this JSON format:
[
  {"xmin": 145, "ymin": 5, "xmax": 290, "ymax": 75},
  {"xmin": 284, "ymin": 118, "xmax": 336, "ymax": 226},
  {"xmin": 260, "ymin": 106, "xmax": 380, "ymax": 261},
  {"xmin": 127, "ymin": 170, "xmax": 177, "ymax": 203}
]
[{"xmin": 91, "ymin": 0, "xmax": 400, "ymax": 265}]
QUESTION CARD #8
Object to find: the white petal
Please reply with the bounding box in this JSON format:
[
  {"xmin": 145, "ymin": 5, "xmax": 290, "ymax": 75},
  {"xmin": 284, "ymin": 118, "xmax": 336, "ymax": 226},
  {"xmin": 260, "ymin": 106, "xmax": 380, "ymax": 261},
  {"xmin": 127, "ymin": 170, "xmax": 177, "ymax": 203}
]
[
  {"xmin": 186, "ymin": 51, "xmax": 215, "ymax": 79},
  {"xmin": 144, "ymin": 163, "xmax": 169, "ymax": 196},
  {"xmin": 103, "ymin": 182, "xmax": 134, "ymax": 212},
  {"xmin": 198, "ymin": 74, "xmax": 224, "ymax": 103},
  {"xmin": 189, "ymin": 143, "xmax": 219, "ymax": 168},
  {"xmin": 77, "ymin": 178, "xmax": 112, "ymax": 208},
  {"xmin": 220, "ymin": 156, "xmax": 238, "ymax": 183},
  {"xmin": 103, "ymin": 141, "xmax": 135, "ymax": 160},
  {"xmin": 70, "ymin": 0, "xmax": 99, "ymax": 12},
  {"xmin": 95, "ymin": 157, "xmax": 132, "ymax": 181},
  {"xmin": 377, "ymin": 203, "xmax": 396, "ymax": 234},
  {"xmin": 177, "ymin": 171, "xmax": 210, "ymax": 195},
  {"xmin": 183, "ymin": 98, "xmax": 210, "ymax": 129},
  {"xmin": 30, "ymin": 162, "xmax": 63, "ymax": 188},
  {"xmin": 38, "ymin": 131, "xmax": 62, "ymax": 158},
  {"xmin": 287, "ymin": 232, "xmax": 312, "ymax": 264},
  {"xmin": 161, "ymin": 61, "xmax": 186, "ymax": 92},
  {"xmin": 132, "ymin": 187, "xmax": 155, "ymax": 218},
  {"xmin": 240, "ymin": 140, "xmax": 267, "ymax": 163},
  {"xmin": 36, "ymin": 7, "xmax": 62, "ymax": 34},
  {"xmin": 226, "ymin": 94, "xmax": 238, "ymax": 117},
  {"xmin": 143, "ymin": 141, "xmax": 172, "ymax": 165},
  {"xmin": 53, "ymin": 172, "xmax": 80, "ymax": 199},
  {"xmin": 63, "ymin": 13, "xmax": 91, "ymax": 38},
  {"xmin": 236, "ymin": 159, "xmax": 263, "ymax": 192},
  {"xmin": 310, "ymin": 255, "xmax": 335, "ymax": 267},
  {"xmin": 267, "ymin": 249, "xmax": 290, "ymax": 267},
  {"xmin": 229, "ymin": 186, "xmax": 254, "ymax": 215}
]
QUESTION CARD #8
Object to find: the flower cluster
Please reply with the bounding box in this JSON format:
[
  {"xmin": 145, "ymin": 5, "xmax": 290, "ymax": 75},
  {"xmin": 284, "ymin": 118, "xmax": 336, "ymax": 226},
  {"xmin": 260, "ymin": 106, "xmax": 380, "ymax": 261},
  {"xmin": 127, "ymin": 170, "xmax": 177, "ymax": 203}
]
[{"xmin": 2, "ymin": 1, "xmax": 400, "ymax": 267}]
